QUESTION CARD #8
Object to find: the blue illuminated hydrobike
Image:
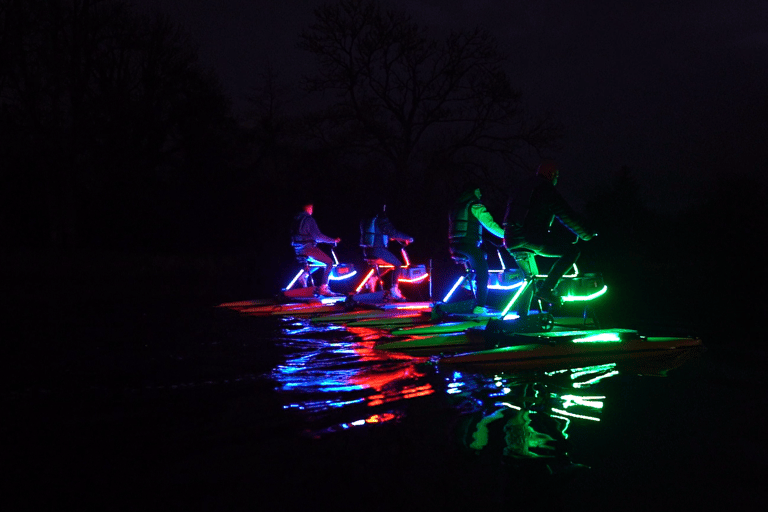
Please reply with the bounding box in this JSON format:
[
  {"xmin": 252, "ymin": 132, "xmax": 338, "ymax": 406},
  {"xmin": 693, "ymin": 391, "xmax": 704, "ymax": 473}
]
[{"xmin": 217, "ymin": 245, "xmax": 702, "ymax": 369}]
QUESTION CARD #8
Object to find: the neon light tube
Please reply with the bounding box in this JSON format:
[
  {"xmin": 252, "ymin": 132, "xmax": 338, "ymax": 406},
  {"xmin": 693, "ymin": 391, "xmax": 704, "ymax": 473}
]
[
  {"xmin": 497, "ymin": 401, "xmax": 522, "ymax": 411},
  {"xmin": 550, "ymin": 408, "xmax": 600, "ymax": 421},
  {"xmin": 572, "ymin": 332, "xmax": 621, "ymax": 343},
  {"xmin": 398, "ymin": 273, "xmax": 429, "ymax": 284},
  {"xmin": 562, "ymin": 285, "xmax": 608, "ymax": 302},
  {"xmin": 534, "ymin": 264, "xmax": 579, "ymax": 279},
  {"xmin": 355, "ymin": 269, "xmax": 376, "ymax": 293},
  {"xmin": 560, "ymin": 394, "xmax": 605, "ymax": 409},
  {"xmin": 401, "ymin": 248, "xmax": 411, "ymax": 268},
  {"xmin": 442, "ymin": 276, "xmax": 465, "ymax": 302},
  {"xmin": 499, "ymin": 280, "xmax": 531, "ymax": 317},
  {"xmin": 488, "ymin": 280, "xmax": 525, "ymax": 291},
  {"xmin": 285, "ymin": 269, "xmax": 305, "ymax": 290},
  {"xmin": 497, "ymin": 249, "xmax": 506, "ymax": 270},
  {"xmin": 389, "ymin": 304, "xmax": 432, "ymax": 311},
  {"xmin": 573, "ymin": 370, "xmax": 619, "ymax": 388},
  {"xmin": 319, "ymin": 296, "xmax": 347, "ymax": 305},
  {"xmin": 329, "ymin": 270, "xmax": 357, "ymax": 281},
  {"xmin": 569, "ymin": 363, "xmax": 616, "ymax": 379}
]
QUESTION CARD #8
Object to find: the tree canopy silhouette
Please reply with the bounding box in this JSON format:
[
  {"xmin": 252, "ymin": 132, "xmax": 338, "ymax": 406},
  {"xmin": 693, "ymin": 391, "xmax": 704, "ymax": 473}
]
[
  {"xmin": 298, "ymin": 0, "xmax": 561, "ymax": 202},
  {"xmin": 0, "ymin": 0, "xmax": 236, "ymax": 250}
]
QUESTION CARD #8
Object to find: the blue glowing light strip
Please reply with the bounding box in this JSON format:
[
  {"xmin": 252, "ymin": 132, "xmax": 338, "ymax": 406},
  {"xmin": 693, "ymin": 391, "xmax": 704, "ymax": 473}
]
[
  {"xmin": 497, "ymin": 249, "xmax": 506, "ymax": 270},
  {"xmin": 329, "ymin": 269, "xmax": 357, "ymax": 281},
  {"xmin": 442, "ymin": 275, "xmax": 466, "ymax": 302},
  {"xmin": 285, "ymin": 269, "xmax": 305, "ymax": 290},
  {"xmin": 319, "ymin": 296, "xmax": 347, "ymax": 305}
]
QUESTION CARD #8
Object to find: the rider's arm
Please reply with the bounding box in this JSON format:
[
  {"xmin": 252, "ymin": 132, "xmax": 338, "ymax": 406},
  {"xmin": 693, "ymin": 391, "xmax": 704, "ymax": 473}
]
[
  {"xmin": 548, "ymin": 189, "xmax": 594, "ymax": 241},
  {"xmin": 379, "ymin": 217, "xmax": 413, "ymax": 244},
  {"xmin": 471, "ymin": 203, "xmax": 505, "ymax": 239},
  {"xmin": 306, "ymin": 216, "xmax": 338, "ymax": 244}
]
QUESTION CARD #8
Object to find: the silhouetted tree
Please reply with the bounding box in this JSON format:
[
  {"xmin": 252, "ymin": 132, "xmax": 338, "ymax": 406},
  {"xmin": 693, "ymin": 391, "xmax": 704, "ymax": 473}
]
[
  {"xmin": 0, "ymin": 0, "xmax": 236, "ymax": 250},
  {"xmin": 298, "ymin": 0, "xmax": 561, "ymax": 203}
]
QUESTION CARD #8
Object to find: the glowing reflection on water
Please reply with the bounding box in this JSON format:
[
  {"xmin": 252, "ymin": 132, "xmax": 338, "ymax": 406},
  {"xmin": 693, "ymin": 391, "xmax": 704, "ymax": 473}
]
[
  {"xmin": 271, "ymin": 320, "xmax": 436, "ymax": 435},
  {"xmin": 269, "ymin": 316, "xmax": 701, "ymax": 465},
  {"xmin": 436, "ymin": 363, "xmax": 617, "ymax": 455}
]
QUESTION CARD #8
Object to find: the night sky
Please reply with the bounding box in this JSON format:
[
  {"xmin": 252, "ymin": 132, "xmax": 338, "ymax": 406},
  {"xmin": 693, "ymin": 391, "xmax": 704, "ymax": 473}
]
[{"xmin": 131, "ymin": 0, "xmax": 768, "ymax": 211}]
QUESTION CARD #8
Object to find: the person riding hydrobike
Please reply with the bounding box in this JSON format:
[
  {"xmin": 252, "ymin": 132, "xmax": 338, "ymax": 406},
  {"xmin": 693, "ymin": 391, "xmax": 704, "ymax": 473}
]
[
  {"xmin": 291, "ymin": 201, "xmax": 342, "ymax": 297},
  {"xmin": 448, "ymin": 184, "xmax": 506, "ymax": 315},
  {"xmin": 360, "ymin": 204, "xmax": 414, "ymax": 300},
  {"xmin": 503, "ymin": 161, "xmax": 597, "ymax": 304}
]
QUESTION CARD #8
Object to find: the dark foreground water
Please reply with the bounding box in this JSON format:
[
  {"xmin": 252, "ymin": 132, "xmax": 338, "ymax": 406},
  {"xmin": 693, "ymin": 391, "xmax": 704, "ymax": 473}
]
[{"xmin": 3, "ymin": 255, "xmax": 767, "ymax": 511}]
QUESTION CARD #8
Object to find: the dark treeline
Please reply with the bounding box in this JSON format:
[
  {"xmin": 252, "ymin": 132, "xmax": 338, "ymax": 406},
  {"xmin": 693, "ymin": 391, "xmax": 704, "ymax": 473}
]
[
  {"xmin": 1, "ymin": 0, "xmax": 765, "ymax": 338},
  {"xmin": 0, "ymin": 0, "xmax": 243, "ymax": 252}
]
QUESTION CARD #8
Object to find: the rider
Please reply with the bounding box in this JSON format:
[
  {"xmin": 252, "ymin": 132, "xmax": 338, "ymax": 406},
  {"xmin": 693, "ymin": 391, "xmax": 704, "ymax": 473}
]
[
  {"xmin": 503, "ymin": 161, "xmax": 596, "ymax": 304},
  {"xmin": 448, "ymin": 184, "xmax": 506, "ymax": 315},
  {"xmin": 291, "ymin": 201, "xmax": 342, "ymax": 296},
  {"xmin": 360, "ymin": 205, "xmax": 414, "ymax": 300}
]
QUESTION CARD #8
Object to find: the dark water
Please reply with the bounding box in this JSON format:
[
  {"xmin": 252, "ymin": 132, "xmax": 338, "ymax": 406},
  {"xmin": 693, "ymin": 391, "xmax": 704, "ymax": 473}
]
[{"xmin": 4, "ymin": 287, "xmax": 767, "ymax": 511}]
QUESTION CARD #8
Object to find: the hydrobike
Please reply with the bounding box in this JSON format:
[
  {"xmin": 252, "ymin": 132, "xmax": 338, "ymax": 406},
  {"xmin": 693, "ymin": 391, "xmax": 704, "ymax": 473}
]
[
  {"xmin": 372, "ymin": 265, "xmax": 702, "ymax": 370},
  {"xmin": 218, "ymin": 243, "xmax": 434, "ymax": 318},
  {"xmin": 218, "ymin": 244, "xmax": 702, "ymax": 372}
]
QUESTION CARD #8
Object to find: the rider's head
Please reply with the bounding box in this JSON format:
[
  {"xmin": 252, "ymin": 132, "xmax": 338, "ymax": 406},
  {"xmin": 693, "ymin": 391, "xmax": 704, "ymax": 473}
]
[
  {"xmin": 460, "ymin": 181, "xmax": 482, "ymax": 200},
  {"xmin": 536, "ymin": 160, "xmax": 559, "ymax": 186}
]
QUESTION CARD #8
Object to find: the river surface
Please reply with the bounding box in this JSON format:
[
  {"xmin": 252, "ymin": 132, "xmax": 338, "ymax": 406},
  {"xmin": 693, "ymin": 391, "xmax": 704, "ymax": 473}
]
[{"xmin": 5, "ymin": 303, "xmax": 767, "ymax": 511}]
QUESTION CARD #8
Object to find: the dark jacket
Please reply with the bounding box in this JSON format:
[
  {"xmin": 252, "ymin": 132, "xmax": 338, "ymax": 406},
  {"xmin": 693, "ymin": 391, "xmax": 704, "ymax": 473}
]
[
  {"xmin": 360, "ymin": 214, "xmax": 412, "ymax": 248},
  {"xmin": 449, "ymin": 189, "xmax": 504, "ymax": 246},
  {"xmin": 291, "ymin": 211, "xmax": 337, "ymax": 248},
  {"xmin": 504, "ymin": 176, "xmax": 593, "ymax": 247}
]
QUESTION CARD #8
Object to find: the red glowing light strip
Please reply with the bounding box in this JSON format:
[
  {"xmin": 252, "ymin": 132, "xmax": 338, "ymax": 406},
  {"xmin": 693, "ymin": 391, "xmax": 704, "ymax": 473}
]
[{"xmin": 398, "ymin": 273, "xmax": 429, "ymax": 284}]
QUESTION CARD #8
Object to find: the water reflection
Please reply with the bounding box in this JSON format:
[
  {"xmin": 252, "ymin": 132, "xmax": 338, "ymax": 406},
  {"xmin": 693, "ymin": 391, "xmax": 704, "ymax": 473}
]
[
  {"xmin": 270, "ymin": 317, "xmax": 701, "ymax": 468},
  {"xmin": 434, "ymin": 363, "xmax": 619, "ymax": 474},
  {"xmin": 273, "ymin": 321, "xmax": 434, "ymax": 436}
]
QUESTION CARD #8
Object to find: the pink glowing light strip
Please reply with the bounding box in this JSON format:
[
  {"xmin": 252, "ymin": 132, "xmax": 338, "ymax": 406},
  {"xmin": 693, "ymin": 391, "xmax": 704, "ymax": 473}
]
[
  {"xmin": 387, "ymin": 303, "xmax": 432, "ymax": 310},
  {"xmin": 355, "ymin": 268, "xmax": 377, "ymax": 293}
]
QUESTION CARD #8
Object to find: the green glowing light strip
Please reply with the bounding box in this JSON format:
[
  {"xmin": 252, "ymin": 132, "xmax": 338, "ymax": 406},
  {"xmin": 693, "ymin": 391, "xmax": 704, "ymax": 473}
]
[
  {"xmin": 499, "ymin": 280, "xmax": 531, "ymax": 317},
  {"xmin": 570, "ymin": 363, "xmax": 617, "ymax": 379},
  {"xmin": 573, "ymin": 370, "xmax": 619, "ymax": 388},
  {"xmin": 535, "ymin": 263, "xmax": 579, "ymax": 279},
  {"xmin": 550, "ymin": 415, "xmax": 571, "ymax": 438},
  {"xmin": 572, "ymin": 332, "xmax": 621, "ymax": 343},
  {"xmin": 498, "ymin": 401, "xmax": 522, "ymax": 411},
  {"xmin": 551, "ymin": 408, "xmax": 600, "ymax": 421},
  {"xmin": 560, "ymin": 394, "xmax": 605, "ymax": 409},
  {"xmin": 562, "ymin": 285, "xmax": 608, "ymax": 302}
]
